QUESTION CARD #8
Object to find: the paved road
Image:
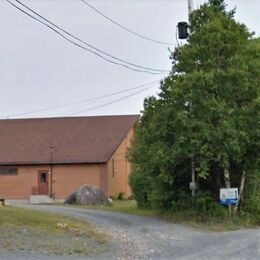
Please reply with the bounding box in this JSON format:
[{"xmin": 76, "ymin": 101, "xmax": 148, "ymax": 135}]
[{"xmin": 5, "ymin": 204, "xmax": 260, "ymax": 259}]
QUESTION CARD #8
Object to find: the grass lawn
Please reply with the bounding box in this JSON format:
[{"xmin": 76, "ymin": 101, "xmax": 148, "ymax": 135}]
[
  {"xmin": 0, "ymin": 206, "xmax": 107, "ymax": 256},
  {"xmin": 79, "ymin": 200, "xmax": 258, "ymax": 232}
]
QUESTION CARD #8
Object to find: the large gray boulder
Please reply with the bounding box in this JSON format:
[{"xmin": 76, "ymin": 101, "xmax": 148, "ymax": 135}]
[{"xmin": 65, "ymin": 185, "xmax": 110, "ymax": 205}]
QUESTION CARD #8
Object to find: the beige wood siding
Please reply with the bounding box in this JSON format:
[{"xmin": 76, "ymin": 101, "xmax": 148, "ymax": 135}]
[
  {"xmin": 0, "ymin": 166, "xmax": 44, "ymax": 199},
  {"xmin": 52, "ymin": 164, "xmax": 101, "ymax": 199},
  {"xmin": 107, "ymin": 127, "xmax": 134, "ymax": 197},
  {"xmin": 0, "ymin": 164, "xmax": 102, "ymax": 200}
]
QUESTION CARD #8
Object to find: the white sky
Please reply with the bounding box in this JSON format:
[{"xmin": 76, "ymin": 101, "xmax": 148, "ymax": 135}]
[{"xmin": 1, "ymin": 0, "xmax": 259, "ymax": 119}]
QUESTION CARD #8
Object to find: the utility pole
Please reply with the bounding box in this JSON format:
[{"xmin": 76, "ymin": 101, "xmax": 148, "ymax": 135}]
[
  {"xmin": 177, "ymin": 0, "xmax": 192, "ymax": 40},
  {"xmin": 188, "ymin": 0, "xmax": 194, "ymax": 20},
  {"xmin": 177, "ymin": 0, "xmax": 196, "ymax": 199},
  {"xmin": 188, "ymin": 0, "xmax": 196, "ymax": 200}
]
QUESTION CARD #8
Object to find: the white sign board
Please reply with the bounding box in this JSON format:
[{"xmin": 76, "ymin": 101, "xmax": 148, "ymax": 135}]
[{"xmin": 220, "ymin": 188, "xmax": 238, "ymax": 205}]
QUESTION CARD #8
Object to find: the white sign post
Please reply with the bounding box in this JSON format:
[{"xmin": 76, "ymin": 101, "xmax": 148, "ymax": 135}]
[{"xmin": 220, "ymin": 188, "xmax": 239, "ymax": 206}]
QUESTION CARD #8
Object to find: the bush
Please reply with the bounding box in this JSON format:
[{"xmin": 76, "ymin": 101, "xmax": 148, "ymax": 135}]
[
  {"xmin": 127, "ymin": 194, "xmax": 134, "ymax": 200},
  {"xmin": 129, "ymin": 170, "xmax": 151, "ymax": 208},
  {"xmin": 168, "ymin": 189, "xmax": 191, "ymax": 211},
  {"xmin": 194, "ymin": 191, "xmax": 216, "ymax": 212},
  {"xmin": 242, "ymin": 170, "xmax": 260, "ymax": 223},
  {"xmin": 117, "ymin": 192, "xmax": 127, "ymax": 201},
  {"xmin": 193, "ymin": 191, "xmax": 228, "ymax": 218},
  {"xmin": 109, "ymin": 195, "xmax": 117, "ymax": 200}
]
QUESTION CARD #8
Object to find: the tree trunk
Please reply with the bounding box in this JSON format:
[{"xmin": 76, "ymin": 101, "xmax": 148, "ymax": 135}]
[
  {"xmin": 224, "ymin": 167, "xmax": 232, "ymax": 217},
  {"xmin": 224, "ymin": 168, "xmax": 230, "ymax": 188},
  {"xmin": 234, "ymin": 170, "xmax": 246, "ymax": 213}
]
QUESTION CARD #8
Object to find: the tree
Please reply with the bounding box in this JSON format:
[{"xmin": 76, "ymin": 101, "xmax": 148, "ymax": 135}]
[{"xmin": 129, "ymin": 0, "xmax": 259, "ymax": 212}]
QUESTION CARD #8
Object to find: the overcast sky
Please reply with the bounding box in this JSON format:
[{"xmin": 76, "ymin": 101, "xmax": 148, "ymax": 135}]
[{"xmin": 1, "ymin": 0, "xmax": 259, "ymax": 119}]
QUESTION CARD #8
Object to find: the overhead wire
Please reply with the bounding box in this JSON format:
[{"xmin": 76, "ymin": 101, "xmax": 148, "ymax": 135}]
[
  {"xmin": 2, "ymin": 80, "xmax": 160, "ymax": 119},
  {"xmin": 7, "ymin": 0, "xmax": 170, "ymax": 75},
  {"xmin": 80, "ymin": 0, "xmax": 176, "ymax": 46},
  {"xmin": 9, "ymin": 0, "xmax": 165, "ymax": 74},
  {"xmin": 68, "ymin": 83, "xmax": 158, "ymax": 115},
  {"xmin": 63, "ymin": 81, "xmax": 159, "ymax": 115}
]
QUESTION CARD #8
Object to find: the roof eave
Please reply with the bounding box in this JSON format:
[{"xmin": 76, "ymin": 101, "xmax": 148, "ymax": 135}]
[{"xmin": 0, "ymin": 160, "xmax": 108, "ymax": 166}]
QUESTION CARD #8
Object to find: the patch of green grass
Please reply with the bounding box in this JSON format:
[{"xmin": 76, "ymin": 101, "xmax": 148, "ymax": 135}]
[
  {"xmin": 0, "ymin": 206, "xmax": 107, "ymax": 255},
  {"xmin": 160, "ymin": 209, "xmax": 258, "ymax": 232},
  {"xmin": 77, "ymin": 200, "xmax": 259, "ymax": 232},
  {"xmin": 93, "ymin": 200, "xmax": 157, "ymax": 216},
  {"xmin": 66, "ymin": 200, "xmax": 157, "ymax": 217}
]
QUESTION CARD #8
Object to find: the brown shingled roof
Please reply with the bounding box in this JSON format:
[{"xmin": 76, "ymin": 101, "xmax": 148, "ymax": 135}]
[{"xmin": 0, "ymin": 115, "xmax": 139, "ymax": 165}]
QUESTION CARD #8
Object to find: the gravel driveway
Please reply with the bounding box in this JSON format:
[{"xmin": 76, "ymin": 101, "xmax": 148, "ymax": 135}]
[{"xmin": 5, "ymin": 204, "xmax": 260, "ymax": 260}]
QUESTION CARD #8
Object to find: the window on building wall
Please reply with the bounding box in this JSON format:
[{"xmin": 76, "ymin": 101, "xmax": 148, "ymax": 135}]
[
  {"xmin": 40, "ymin": 172, "xmax": 47, "ymax": 183},
  {"xmin": 0, "ymin": 168, "xmax": 18, "ymax": 175}
]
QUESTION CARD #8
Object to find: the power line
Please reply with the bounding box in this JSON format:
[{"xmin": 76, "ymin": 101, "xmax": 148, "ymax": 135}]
[
  {"xmin": 80, "ymin": 0, "xmax": 176, "ymax": 46},
  {"xmin": 7, "ymin": 0, "xmax": 170, "ymax": 75},
  {"xmin": 2, "ymin": 80, "xmax": 159, "ymax": 118},
  {"xmin": 69, "ymin": 84, "xmax": 158, "ymax": 115},
  {"xmin": 62, "ymin": 81, "xmax": 159, "ymax": 115},
  {"xmin": 2, "ymin": 80, "xmax": 160, "ymax": 118},
  {"xmin": 9, "ymin": 0, "xmax": 166, "ymax": 74}
]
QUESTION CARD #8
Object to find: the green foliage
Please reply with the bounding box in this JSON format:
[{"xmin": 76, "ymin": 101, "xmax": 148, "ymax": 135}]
[
  {"xmin": 109, "ymin": 195, "xmax": 117, "ymax": 200},
  {"xmin": 192, "ymin": 191, "xmax": 229, "ymax": 219},
  {"xmin": 117, "ymin": 192, "xmax": 127, "ymax": 201},
  {"xmin": 242, "ymin": 170, "xmax": 260, "ymax": 223},
  {"xmin": 129, "ymin": 0, "xmax": 259, "ymax": 214}
]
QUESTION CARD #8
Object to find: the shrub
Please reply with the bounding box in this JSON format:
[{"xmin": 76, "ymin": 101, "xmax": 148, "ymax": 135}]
[
  {"xmin": 109, "ymin": 195, "xmax": 117, "ymax": 200},
  {"xmin": 127, "ymin": 194, "xmax": 134, "ymax": 200},
  {"xmin": 193, "ymin": 191, "xmax": 229, "ymax": 218},
  {"xmin": 129, "ymin": 170, "xmax": 151, "ymax": 208},
  {"xmin": 242, "ymin": 170, "xmax": 260, "ymax": 223},
  {"xmin": 117, "ymin": 192, "xmax": 127, "ymax": 201}
]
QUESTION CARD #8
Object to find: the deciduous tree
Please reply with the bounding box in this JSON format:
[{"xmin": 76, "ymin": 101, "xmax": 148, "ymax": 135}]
[{"xmin": 129, "ymin": 0, "xmax": 259, "ymax": 212}]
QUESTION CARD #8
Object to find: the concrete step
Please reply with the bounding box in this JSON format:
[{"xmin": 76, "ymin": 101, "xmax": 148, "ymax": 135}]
[{"xmin": 30, "ymin": 195, "xmax": 54, "ymax": 204}]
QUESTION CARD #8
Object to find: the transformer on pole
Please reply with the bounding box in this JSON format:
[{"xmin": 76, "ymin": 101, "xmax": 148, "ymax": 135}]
[{"xmin": 177, "ymin": 22, "xmax": 189, "ymax": 39}]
